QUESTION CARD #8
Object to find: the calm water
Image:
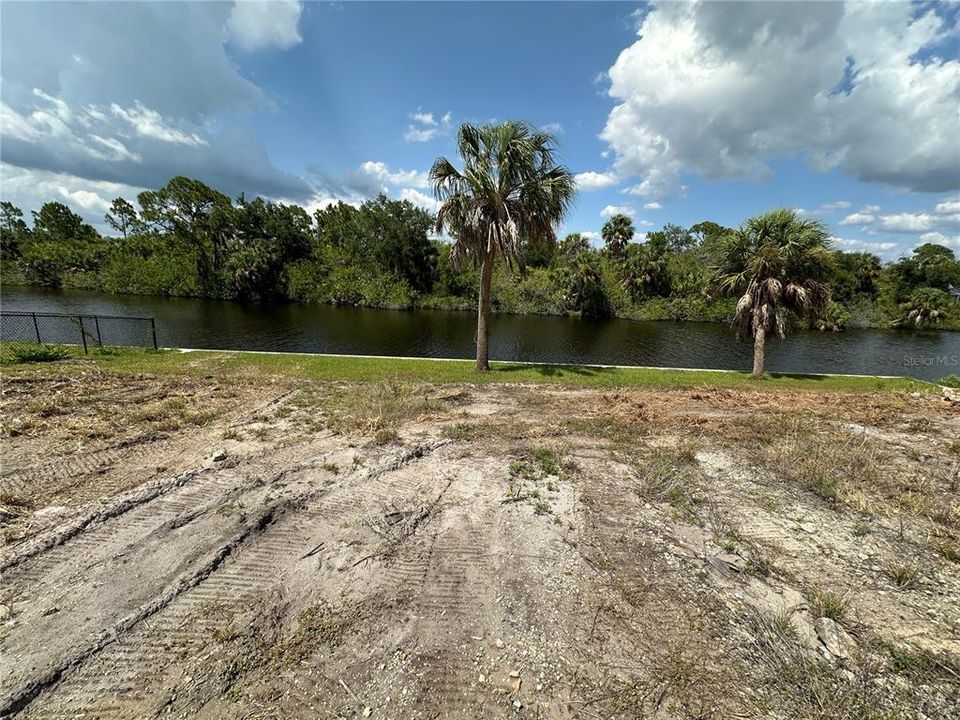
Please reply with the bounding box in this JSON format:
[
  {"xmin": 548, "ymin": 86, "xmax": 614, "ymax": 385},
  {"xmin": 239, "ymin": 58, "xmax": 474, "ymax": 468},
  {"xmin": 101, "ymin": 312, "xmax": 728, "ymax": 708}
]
[{"xmin": 2, "ymin": 286, "xmax": 958, "ymax": 381}]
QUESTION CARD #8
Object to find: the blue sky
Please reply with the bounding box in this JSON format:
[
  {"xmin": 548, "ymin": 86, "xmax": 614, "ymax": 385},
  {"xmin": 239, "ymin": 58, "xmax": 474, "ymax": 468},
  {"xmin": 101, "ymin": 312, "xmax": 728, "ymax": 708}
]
[{"xmin": 1, "ymin": 1, "xmax": 959, "ymax": 259}]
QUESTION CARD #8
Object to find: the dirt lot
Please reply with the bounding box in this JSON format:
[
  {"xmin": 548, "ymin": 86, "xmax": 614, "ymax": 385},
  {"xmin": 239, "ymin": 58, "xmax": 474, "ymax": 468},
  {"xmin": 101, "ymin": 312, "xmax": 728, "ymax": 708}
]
[{"xmin": 1, "ymin": 360, "xmax": 959, "ymax": 719}]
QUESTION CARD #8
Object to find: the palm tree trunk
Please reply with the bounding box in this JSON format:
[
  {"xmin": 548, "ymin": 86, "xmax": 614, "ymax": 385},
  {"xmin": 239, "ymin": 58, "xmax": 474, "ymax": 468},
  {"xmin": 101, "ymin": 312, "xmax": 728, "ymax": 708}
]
[
  {"xmin": 752, "ymin": 326, "xmax": 765, "ymax": 378},
  {"xmin": 475, "ymin": 251, "xmax": 494, "ymax": 372}
]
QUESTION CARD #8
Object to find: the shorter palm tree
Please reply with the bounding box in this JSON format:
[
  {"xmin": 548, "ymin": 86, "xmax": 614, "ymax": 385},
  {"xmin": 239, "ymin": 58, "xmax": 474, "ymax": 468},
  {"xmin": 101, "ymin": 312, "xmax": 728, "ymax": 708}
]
[
  {"xmin": 601, "ymin": 213, "xmax": 634, "ymax": 259},
  {"xmin": 714, "ymin": 209, "xmax": 833, "ymax": 377}
]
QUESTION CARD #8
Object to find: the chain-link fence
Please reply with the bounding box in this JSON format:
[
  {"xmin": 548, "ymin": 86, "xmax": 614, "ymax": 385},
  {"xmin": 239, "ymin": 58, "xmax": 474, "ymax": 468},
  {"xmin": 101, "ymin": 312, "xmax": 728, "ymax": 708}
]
[{"xmin": 0, "ymin": 311, "xmax": 158, "ymax": 352}]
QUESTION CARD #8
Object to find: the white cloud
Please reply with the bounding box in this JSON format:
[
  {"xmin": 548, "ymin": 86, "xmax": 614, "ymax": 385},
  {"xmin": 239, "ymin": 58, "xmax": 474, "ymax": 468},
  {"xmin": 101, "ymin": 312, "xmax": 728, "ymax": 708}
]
[
  {"xmin": 574, "ymin": 171, "xmax": 619, "ymax": 191},
  {"xmin": 580, "ymin": 230, "xmax": 601, "ymax": 246},
  {"xmin": 345, "ymin": 161, "xmax": 429, "ymax": 196},
  {"xmin": 411, "ymin": 111, "xmax": 436, "ymax": 126},
  {"xmin": 110, "ymin": 102, "xmax": 207, "ymax": 146},
  {"xmin": 821, "ymin": 200, "xmax": 851, "ymax": 211},
  {"xmin": 829, "ymin": 235, "xmax": 897, "ymax": 253},
  {"xmin": 600, "ymin": 204, "xmax": 635, "ymax": 218},
  {"xmin": 404, "ymin": 126, "xmax": 438, "ymax": 143},
  {"xmin": 840, "ymin": 212, "xmax": 876, "ymax": 225},
  {"xmin": 0, "ymin": 2, "xmax": 311, "ymax": 201},
  {"xmin": 405, "ymin": 109, "xmax": 452, "ymax": 142},
  {"xmin": 601, "ymin": 2, "xmax": 960, "ymax": 199},
  {"xmin": 542, "ymin": 122, "xmax": 564, "ymax": 134},
  {"xmin": 935, "ymin": 197, "xmax": 960, "ymax": 215},
  {"xmin": 876, "ymin": 211, "xmax": 960, "ymax": 234},
  {"xmin": 398, "ymin": 188, "xmax": 440, "ymax": 213},
  {"xmin": 0, "ymin": 162, "xmax": 145, "ymax": 233},
  {"xmin": 226, "ymin": 0, "xmax": 303, "ymax": 52},
  {"xmin": 643, "ymin": 201, "xmax": 662, "ymax": 210},
  {"xmin": 918, "ymin": 232, "xmax": 960, "ymax": 249}
]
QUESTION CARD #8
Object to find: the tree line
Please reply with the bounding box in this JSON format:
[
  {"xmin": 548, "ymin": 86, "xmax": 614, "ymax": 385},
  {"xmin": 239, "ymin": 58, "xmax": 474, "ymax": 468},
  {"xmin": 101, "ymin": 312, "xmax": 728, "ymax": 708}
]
[{"xmin": 1, "ymin": 175, "xmax": 958, "ymax": 334}]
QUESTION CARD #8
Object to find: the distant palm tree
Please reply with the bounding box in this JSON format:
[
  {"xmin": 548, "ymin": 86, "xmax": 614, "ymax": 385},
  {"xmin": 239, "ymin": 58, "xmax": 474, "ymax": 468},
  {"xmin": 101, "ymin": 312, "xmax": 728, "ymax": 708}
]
[
  {"xmin": 714, "ymin": 209, "xmax": 833, "ymax": 377},
  {"xmin": 431, "ymin": 122, "xmax": 576, "ymax": 371},
  {"xmin": 897, "ymin": 287, "xmax": 950, "ymax": 327},
  {"xmin": 601, "ymin": 213, "xmax": 634, "ymax": 259}
]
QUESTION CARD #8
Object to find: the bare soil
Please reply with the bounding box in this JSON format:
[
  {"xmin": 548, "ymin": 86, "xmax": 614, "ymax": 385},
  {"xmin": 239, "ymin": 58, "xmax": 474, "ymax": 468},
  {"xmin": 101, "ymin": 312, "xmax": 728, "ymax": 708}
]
[{"xmin": 1, "ymin": 364, "xmax": 959, "ymax": 719}]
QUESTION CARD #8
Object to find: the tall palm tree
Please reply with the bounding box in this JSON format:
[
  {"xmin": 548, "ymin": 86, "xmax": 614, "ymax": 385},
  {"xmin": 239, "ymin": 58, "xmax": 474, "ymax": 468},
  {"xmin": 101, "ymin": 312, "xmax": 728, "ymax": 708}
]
[
  {"xmin": 714, "ymin": 209, "xmax": 833, "ymax": 377},
  {"xmin": 431, "ymin": 122, "xmax": 576, "ymax": 371},
  {"xmin": 601, "ymin": 213, "xmax": 634, "ymax": 259}
]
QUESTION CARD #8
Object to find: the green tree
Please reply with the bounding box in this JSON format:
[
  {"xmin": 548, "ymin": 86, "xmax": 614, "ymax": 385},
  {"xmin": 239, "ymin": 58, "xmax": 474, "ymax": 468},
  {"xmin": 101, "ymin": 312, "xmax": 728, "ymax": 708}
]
[
  {"xmin": 601, "ymin": 213, "xmax": 634, "ymax": 260},
  {"xmin": 361, "ymin": 195, "xmax": 437, "ymax": 294},
  {"xmin": 105, "ymin": 198, "xmax": 140, "ymax": 238},
  {"xmin": 0, "ymin": 201, "xmax": 29, "ymax": 259},
  {"xmin": 897, "ymin": 287, "xmax": 952, "ymax": 327},
  {"xmin": 32, "ymin": 202, "xmax": 97, "ymax": 243},
  {"xmin": 558, "ymin": 232, "xmax": 589, "ymax": 262},
  {"xmin": 137, "ymin": 177, "xmax": 234, "ymax": 293},
  {"xmin": 430, "ymin": 121, "xmax": 576, "ymax": 371},
  {"xmin": 714, "ymin": 209, "xmax": 833, "ymax": 377}
]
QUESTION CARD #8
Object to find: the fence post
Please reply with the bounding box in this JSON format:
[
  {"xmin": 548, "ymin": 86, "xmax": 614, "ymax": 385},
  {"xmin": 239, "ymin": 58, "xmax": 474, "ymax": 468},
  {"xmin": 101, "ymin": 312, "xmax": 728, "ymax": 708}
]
[
  {"xmin": 94, "ymin": 316, "xmax": 102, "ymax": 347},
  {"xmin": 32, "ymin": 313, "xmax": 41, "ymax": 344},
  {"xmin": 151, "ymin": 318, "xmax": 158, "ymax": 350},
  {"xmin": 78, "ymin": 316, "xmax": 88, "ymax": 354}
]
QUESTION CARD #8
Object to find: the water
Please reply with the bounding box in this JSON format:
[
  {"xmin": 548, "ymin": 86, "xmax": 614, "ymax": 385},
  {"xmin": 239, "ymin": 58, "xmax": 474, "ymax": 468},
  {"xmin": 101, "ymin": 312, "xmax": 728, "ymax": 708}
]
[{"xmin": 2, "ymin": 286, "xmax": 958, "ymax": 381}]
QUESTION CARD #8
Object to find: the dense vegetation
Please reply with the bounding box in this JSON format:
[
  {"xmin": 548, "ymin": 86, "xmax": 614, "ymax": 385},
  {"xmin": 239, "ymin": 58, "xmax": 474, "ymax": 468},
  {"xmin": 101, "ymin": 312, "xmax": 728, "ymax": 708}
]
[{"xmin": 1, "ymin": 176, "xmax": 959, "ymax": 331}]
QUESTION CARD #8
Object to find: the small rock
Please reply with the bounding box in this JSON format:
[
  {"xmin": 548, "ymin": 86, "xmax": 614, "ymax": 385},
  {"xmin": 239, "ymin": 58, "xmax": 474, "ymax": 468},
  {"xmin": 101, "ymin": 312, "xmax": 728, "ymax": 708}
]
[
  {"xmin": 512, "ymin": 700, "xmax": 522, "ymax": 710},
  {"xmin": 495, "ymin": 639, "xmax": 505, "ymax": 649},
  {"xmin": 0, "ymin": 604, "xmax": 11, "ymax": 622},
  {"xmin": 362, "ymin": 707, "xmax": 372, "ymax": 718},
  {"xmin": 212, "ymin": 450, "xmax": 227, "ymax": 462},
  {"xmin": 815, "ymin": 617, "xmax": 857, "ymax": 660},
  {"xmin": 509, "ymin": 671, "xmax": 520, "ymax": 678}
]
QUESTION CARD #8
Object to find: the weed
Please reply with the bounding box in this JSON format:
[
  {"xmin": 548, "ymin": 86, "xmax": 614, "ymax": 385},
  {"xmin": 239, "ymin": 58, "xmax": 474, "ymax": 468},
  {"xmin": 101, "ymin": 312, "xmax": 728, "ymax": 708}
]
[
  {"xmin": 534, "ymin": 447, "xmax": 559, "ymax": 475},
  {"xmin": 932, "ymin": 539, "xmax": 960, "ymax": 563},
  {"xmin": 636, "ymin": 449, "xmax": 704, "ymax": 521},
  {"xmin": 442, "ymin": 423, "xmax": 478, "ymax": 441},
  {"xmin": 806, "ymin": 586, "xmax": 848, "ymax": 621},
  {"xmin": 222, "ymin": 428, "xmax": 243, "ymax": 441},
  {"xmin": 322, "ymin": 462, "xmax": 340, "ymax": 475},
  {"xmin": 0, "ymin": 342, "xmax": 72, "ymax": 365},
  {"xmin": 509, "ymin": 460, "xmax": 534, "ymax": 479},
  {"xmin": 374, "ymin": 428, "xmax": 399, "ymax": 445},
  {"xmin": 851, "ymin": 520, "xmax": 871, "ymax": 537},
  {"xmin": 884, "ymin": 562, "xmax": 920, "ymax": 589},
  {"xmin": 534, "ymin": 499, "xmax": 552, "ymax": 515}
]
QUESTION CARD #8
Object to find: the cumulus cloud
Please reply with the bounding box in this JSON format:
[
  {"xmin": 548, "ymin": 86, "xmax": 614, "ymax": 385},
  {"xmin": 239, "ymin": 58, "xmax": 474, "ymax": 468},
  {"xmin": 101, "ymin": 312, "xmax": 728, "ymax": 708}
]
[
  {"xmin": 0, "ymin": 1, "xmax": 312, "ymax": 203},
  {"xmin": 344, "ymin": 161, "xmax": 430, "ymax": 196},
  {"xmin": 574, "ymin": 171, "xmax": 619, "ymax": 191},
  {"xmin": 405, "ymin": 109, "xmax": 452, "ymax": 142},
  {"xmin": 832, "ymin": 197, "xmax": 960, "ymax": 256},
  {"xmin": 542, "ymin": 122, "xmax": 564, "ymax": 134},
  {"xmin": 226, "ymin": 0, "xmax": 303, "ymax": 52},
  {"xmin": 601, "ymin": 1, "xmax": 960, "ymax": 199},
  {"xmin": 643, "ymin": 202, "xmax": 662, "ymax": 210},
  {"xmin": 840, "ymin": 212, "xmax": 877, "ymax": 226},
  {"xmin": 0, "ymin": 162, "xmax": 146, "ymax": 232},
  {"xmin": 398, "ymin": 188, "xmax": 441, "ymax": 213},
  {"xmin": 829, "ymin": 235, "xmax": 897, "ymax": 254},
  {"xmin": 600, "ymin": 204, "xmax": 635, "ymax": 218}
]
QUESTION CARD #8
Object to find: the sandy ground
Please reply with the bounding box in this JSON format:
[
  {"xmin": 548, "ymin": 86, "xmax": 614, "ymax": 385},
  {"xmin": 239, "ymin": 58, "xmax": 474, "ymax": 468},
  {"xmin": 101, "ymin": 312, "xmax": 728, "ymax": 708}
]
[{"xmin": 1, "ymin": 362, "xmax": 959, "ymax": 719}]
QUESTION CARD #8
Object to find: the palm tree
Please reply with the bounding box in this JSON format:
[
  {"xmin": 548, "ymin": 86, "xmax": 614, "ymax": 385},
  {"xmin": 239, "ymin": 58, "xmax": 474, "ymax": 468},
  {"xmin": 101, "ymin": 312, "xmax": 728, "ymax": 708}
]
[
  {"xmin": 431, "ymin": 122, "xmax": 576, "ymax": 371},
  {"xmin": 601, "ymin": 213, "xmax": 634, "ymax": 259},
  {"xmin": 897, "ymin": 288, "xmax": 950, "ymax": 327},
  {"xmin": 714, "ymin": 209, "xmax": 833, "ymax": 377}
]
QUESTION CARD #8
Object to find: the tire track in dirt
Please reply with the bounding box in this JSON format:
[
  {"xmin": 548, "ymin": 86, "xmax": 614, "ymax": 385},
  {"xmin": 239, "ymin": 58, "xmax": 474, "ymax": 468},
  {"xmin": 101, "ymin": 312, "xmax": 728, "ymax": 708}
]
[{"xmin": 8, "ymin": 441, "xmax": 450, "ymax": 719}]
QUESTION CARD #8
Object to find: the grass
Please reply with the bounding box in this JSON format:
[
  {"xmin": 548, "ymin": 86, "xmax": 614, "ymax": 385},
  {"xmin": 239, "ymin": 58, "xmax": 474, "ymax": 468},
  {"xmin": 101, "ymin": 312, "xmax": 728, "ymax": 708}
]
[
  {"xmin": 806, "ymin": 586, "xmax": 849, "ymax": 621},
  {"xmin": 0, "ymin": 344, "xmax": 931, "ymax": 393},
  {"xmin": 0, "ymin": 341, "xmax": 72, "ymax": 365}
]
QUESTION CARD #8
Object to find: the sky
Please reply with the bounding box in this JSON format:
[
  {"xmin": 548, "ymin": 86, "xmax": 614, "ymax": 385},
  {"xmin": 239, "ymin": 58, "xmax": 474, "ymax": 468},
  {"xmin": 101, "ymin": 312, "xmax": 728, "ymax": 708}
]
[{"xmin": 1, "ymin": 0, "xmax": 959, "ymax": 260}]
